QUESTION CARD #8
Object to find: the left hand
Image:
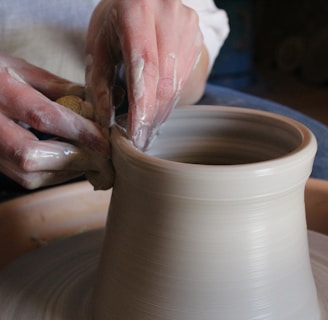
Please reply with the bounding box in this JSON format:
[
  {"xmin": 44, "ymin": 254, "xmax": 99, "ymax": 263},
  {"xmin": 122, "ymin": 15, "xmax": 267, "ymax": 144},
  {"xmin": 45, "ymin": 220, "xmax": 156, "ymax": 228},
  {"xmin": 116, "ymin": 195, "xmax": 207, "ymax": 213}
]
[
  {"xmin": 86, "ymin": 0, "xmax": 204, "ymax": 150},
  {"xmin": 0, "ymin": 53, "xmax": 113, "ymax": 190}
]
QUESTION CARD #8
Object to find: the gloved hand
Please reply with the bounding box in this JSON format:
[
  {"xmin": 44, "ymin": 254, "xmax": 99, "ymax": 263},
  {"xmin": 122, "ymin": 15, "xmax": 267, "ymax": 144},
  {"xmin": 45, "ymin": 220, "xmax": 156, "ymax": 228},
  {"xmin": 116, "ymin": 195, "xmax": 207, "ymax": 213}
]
[
  {"xmin": 86, "ymin": 0, "xmax": 204, "ymax": 150},
  {"xmin": 0, "ymin": 53, "xmax": 112, "ymax": 190}
]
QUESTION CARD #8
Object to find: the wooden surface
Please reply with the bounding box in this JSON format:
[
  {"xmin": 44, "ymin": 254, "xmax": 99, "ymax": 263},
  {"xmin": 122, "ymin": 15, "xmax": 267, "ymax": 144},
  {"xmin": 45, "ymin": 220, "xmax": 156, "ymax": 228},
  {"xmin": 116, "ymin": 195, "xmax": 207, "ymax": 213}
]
[
  {"xmin": 305, "ymin": 178, "xmax": 328, "ymax": 236},
  {"xmin": 0, "ymin": 182, "xmax": 110, "ymax": 269}
]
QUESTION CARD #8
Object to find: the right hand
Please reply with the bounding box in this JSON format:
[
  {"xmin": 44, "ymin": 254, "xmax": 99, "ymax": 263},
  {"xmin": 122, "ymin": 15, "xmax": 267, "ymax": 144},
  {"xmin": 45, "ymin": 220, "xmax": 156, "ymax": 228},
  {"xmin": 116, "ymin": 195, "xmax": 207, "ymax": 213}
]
[
  {"xmin": 0, "ymin": 53, "xmax": 113, "ymax": 190},
  {"xmin": 86, "ymin": 0, "xmax": 205, "ymax": 150}
]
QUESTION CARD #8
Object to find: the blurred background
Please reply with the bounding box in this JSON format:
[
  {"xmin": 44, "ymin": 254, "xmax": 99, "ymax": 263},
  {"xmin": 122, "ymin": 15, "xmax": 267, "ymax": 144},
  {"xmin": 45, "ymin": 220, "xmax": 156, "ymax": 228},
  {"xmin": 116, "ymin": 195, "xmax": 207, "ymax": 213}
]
[{"xmin": 209, "ymin": 0, "xmax": 328, "ymax": 125}]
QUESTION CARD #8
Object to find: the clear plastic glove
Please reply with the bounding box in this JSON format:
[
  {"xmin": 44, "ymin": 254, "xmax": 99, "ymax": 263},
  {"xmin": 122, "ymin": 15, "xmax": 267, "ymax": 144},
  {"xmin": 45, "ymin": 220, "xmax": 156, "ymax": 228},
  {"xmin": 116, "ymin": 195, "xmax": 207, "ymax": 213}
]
[
  {"xmin": 0, "ymin": 53, "xmax": 113, "ymax": 190},
  {"xmin": 86, "ymin": 0, "xmax": 204, "ymax": 150}
]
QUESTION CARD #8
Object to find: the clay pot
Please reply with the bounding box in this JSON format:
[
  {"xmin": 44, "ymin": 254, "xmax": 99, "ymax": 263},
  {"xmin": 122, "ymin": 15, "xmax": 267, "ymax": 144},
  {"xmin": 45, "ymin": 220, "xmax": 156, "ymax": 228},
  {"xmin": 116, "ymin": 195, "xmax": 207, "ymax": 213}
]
[{"xmin": 92, "ymin": 105, "xmax": 321, "ymax": 320}]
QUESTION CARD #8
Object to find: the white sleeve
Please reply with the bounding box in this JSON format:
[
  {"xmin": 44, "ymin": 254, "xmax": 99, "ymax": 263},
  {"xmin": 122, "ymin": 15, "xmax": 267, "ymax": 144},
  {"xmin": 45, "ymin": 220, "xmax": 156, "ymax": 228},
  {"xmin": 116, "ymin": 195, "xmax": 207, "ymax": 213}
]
[{"xmin": 182, "ymin": 0, "xmax": 229, "ymax": 72}]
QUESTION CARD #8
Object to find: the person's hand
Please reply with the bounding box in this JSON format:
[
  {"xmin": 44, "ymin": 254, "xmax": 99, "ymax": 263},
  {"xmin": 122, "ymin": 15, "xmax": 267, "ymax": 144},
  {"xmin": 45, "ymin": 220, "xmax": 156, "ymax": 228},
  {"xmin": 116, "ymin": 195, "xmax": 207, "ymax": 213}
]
[
  {"xmin": 0, "ymin": 53, "xmax": 113, "ymax": 190},
  {"xmin": 86, "ymin": 0, "xmax": 204, "ymax": 150}
]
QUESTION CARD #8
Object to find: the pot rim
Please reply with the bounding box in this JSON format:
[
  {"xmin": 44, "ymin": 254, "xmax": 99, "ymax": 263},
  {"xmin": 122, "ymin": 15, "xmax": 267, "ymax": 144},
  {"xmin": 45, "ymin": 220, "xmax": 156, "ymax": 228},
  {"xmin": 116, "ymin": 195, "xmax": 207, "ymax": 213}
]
[{"xmin": 112, "ymin": 105, "xmax": 317, "ymax": 178}]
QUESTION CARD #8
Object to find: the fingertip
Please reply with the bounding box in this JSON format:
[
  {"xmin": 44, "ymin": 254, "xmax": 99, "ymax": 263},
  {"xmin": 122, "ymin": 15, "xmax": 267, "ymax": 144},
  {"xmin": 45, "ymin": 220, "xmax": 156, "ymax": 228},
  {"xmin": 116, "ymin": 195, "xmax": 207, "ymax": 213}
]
[
  {"xmin": 86, "ymin": 164, "xmax": 115, "ymax": 190},
  {"xmin": 131, "ymin": 126, "xmax": 149, "ymax": 150},
  {"xmin": 130, "ymin": 124, "xmax": 160, "ymax": 151}
]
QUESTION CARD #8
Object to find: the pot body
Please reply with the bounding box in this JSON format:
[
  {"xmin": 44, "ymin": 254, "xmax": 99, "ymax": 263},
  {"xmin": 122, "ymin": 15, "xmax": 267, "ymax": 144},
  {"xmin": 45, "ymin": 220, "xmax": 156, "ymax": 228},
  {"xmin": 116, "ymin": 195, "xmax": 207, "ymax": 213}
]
[{"xmin": 92, "ymin": 106, "xmax": 321, "ymax": 320}]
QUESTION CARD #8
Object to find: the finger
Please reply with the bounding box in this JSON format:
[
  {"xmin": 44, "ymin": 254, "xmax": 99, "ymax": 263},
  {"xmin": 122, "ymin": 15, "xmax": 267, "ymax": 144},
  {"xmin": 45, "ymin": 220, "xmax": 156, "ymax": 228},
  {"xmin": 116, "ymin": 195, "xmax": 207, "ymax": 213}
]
[
  {"xmin": 2, "ymin": 53, "xmax": 85, "ymax": 100},
  {"xmin": 10, "ymin": 140, "xmax": 109, "ymax": 172},
  {"xmin": 116, "ymin": 6, "xmax": 159, "ymax": 149},
  {"xmin": 86, "ymin": 3, "xmax": 120, "ymax": 128},
  {"xmin": 86, "ymin": 162, "xmax": 115, "ymax": 191},
  {"xmin": 0, "ymin": 115, "xmax": 113, "ymax": 189},
  {"xmin": 0, "ymin": 114, "xmax": 109, "ymax": 172},
  {"xmin": 117, "ymin": 2, "xmax": 202, "ymax": 150},
  {"xmin": 154, "ymin": 6, "xmax": 203, "ymax": 124},
  {"xmin": 0, "ymin": 158, "xmax": 84, "ymax": 189},
  {"xmin": 0, "ymin": 142, "xmax": 114, "ymax": 190},
  {"xmin": 0, "ymin": 68, "xmax": 110, "ymax": 156}
]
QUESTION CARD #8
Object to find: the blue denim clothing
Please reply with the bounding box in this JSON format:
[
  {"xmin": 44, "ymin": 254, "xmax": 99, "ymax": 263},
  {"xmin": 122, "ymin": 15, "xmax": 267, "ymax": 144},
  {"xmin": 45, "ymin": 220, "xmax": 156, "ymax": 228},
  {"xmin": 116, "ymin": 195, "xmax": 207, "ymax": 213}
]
[{"xmin": 200, "ymin": 84, "xmax": 328, "ymax": 180}]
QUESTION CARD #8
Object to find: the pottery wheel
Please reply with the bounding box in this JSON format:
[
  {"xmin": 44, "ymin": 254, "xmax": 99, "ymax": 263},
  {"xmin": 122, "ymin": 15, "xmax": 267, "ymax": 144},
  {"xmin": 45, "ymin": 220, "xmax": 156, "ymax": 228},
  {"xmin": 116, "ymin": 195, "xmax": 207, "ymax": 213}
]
[{"xmin": 0, "ymin": 229, "xmax": 327, "ymax": 319}]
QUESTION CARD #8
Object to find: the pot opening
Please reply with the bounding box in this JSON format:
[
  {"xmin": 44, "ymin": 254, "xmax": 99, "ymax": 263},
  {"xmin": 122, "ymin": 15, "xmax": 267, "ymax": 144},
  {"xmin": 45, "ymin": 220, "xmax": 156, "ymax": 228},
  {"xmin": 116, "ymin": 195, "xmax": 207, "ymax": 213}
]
[{"xmin": 145, "ymin": 108, "xmax": 304, "ymax": 165}]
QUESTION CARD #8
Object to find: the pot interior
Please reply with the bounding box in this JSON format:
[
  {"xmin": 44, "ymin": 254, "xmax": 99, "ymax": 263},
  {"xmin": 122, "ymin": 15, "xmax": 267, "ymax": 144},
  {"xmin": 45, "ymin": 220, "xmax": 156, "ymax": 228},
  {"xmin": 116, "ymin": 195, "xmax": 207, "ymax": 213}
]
[{"xmin": 145, "ymin": 107, "xmax": 304, "ymax": 165}]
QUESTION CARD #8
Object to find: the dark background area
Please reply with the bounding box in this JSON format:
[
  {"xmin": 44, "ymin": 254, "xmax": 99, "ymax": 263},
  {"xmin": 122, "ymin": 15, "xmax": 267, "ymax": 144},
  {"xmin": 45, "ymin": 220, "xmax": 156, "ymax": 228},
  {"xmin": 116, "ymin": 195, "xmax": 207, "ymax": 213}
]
[{"xmin": 210, "ymin": 0, "xmax": 328, "ymax": 125}]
